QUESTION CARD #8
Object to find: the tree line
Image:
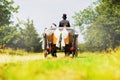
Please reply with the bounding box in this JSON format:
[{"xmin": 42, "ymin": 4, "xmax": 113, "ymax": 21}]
[
  {"xmin": 73, "ymin": 0, "xmax": 120, "ymax": 52},
  {"xmin": 0, "ymin": 0, "xmax": 120, "ymax": 52},
  {"xmin": 0, "ymin": 0, "xmax": 42, "ymax": 52}
]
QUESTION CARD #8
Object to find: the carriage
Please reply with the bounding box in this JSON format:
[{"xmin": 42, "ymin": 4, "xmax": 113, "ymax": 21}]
[{"xmin": 43, "ymin": 26, "xmax": 79, "ymax": 58}]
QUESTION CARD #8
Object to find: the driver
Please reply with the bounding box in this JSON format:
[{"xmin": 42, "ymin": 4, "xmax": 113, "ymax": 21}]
[{"xmin": 59, "ymin": 13, "xmax": 70, "ymax": 27}]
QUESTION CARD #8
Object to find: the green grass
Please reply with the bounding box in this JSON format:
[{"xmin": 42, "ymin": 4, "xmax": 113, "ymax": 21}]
[
  {"xmin": 0, "ymin": 48, "xmax": 28, "ymax": 55},
  {"xmin": 0, "ymin": 48, "xmax": 120, "ymax": 80}
]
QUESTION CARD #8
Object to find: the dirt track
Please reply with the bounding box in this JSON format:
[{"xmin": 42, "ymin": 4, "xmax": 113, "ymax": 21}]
[{"xmin": 0, "ymin": 53, "xmax": 66, "ymax": 63}]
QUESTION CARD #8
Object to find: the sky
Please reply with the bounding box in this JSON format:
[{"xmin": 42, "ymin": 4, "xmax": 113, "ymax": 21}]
[{"xmin": 13, "ymin": 0, "xmax": 96, "ymax": 43}]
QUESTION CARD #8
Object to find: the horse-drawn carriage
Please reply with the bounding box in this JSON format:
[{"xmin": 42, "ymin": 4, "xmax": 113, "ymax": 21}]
[{"xmin": 43, "ymin": 26, "xmax": 79, "ymax": 58}]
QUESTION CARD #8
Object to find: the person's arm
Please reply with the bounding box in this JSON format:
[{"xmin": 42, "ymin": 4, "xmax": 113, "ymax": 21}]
[
  {"xmin": 59, "ymin": 21, "xmax": 62, "ymax": 27},
  {"xmin": 68, "ymin": 21, "xmax": 70, "ymax": 27}
]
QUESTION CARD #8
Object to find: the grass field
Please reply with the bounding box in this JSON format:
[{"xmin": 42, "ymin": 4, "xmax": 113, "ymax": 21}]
[{"xmin": 0, "ymin": 48, "xmax": 120, "ymax": 80}]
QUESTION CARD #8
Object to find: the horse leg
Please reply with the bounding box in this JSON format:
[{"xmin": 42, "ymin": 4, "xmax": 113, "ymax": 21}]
[
  {"xmin": 51, "ymin": 45, "xmax": 57, "ymax": 57},
  {"xmin": 64, "ymin": 45, "xmax": 70, "ymax": 56}
]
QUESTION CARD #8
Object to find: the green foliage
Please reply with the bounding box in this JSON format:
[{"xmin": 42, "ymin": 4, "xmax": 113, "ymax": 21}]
[
  {"xmin": 0, "ymin": 19, "xmax": 42, "ymax": 52},
  {"xmin": 14, "ymin": 19, "xmax": 42, "ymax": 52},
  {"xmin": 0, "ymin": 0, "xmax": 42, "ymax": 52},
  {"xmin": 85, "ymin": 23, "xmax": 115, "ymax": 51},
  {"xmin": 0, "ymin": 0, "xmax": 19, "ymax": 50},
  {"xmin": 73, "ymin": 6, "xmax": 98, "ymax": 33},
  {"xmin": 78, "ymin": 43, "xmax": 88, "ymax": 52},
  {"xmin": 73, "ymin": 0, "xmax": 120, "ymax": 51},
  {"xmin": 0, "ymin": 0, "xmax": 19, "ymax": 26},
  {"xmin": 0, "ymin": 25, "xmax": 17, "ymax": 48}
]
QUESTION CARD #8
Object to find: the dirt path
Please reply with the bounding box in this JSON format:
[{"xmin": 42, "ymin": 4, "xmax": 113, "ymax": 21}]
[{"xmin": 0, "ymin": 53, "xmax": 65, "ymax": 63}]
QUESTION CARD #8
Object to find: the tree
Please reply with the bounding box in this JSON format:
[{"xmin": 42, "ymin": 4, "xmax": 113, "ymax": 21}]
[
  {"xmin": 0, "ymin": 0, "xmax": 19, "ymax": 26},
  {"xmin": 15, "ymin": 19, "xmax": 42, "ymax": 52},
  {"xmin": 0, "ymin": 0, "xmax": 19, "ymax": 48},
  {"xmin": 0, "ymin": 0, "xmax": 42, "ymax": 52},
  {"xmin": 96, "ymin": 0, "xmax": 120, "ymax": 48},
  {"xmin": 73, "ymin": 6, "xmax": 98, "ymax": 33},
  {"xmin": 73, "ymin": 0, "xmax": 120, "ymax": 51},
  {"xmin": 0, "ymin": 25, "xmax": 17, "ymax": 48}
]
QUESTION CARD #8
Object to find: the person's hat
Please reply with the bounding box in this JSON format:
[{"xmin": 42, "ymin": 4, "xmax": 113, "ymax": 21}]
[{"xmin": 62, "ymin": 13, "xmax": 67, "ymax": 18}]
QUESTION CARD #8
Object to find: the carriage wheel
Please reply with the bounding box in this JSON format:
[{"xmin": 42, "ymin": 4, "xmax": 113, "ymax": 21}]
[
  {"xmin": 72, "ymin": 35, "xmax": 78, "ymax": 57},
  {"xmin": 44, "ymin": 50, "xmax": 48, "ymax": 58},
  {"xmin": 43, "ymin": 33, "xmax": 48, "ymax": 58},
  {"xmin": 73, "ymin": 49, "xmax": 78, "ymax": 57}
]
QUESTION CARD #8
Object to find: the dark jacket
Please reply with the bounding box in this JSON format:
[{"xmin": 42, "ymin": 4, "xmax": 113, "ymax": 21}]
[{"xmin": 59, "ymin": 20, "xmax": 70, "ymax": 27}]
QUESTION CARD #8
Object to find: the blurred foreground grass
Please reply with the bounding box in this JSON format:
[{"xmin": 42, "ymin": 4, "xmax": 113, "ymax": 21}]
[{"xmin": 0, "ymin": 47, "xmax": 120, "ymax": 80}]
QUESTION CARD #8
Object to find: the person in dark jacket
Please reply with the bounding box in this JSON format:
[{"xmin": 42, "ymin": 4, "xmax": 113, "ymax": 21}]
[{"xmin": 59, "ymin": 14, "xmax": 70, "ymax": 27}]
